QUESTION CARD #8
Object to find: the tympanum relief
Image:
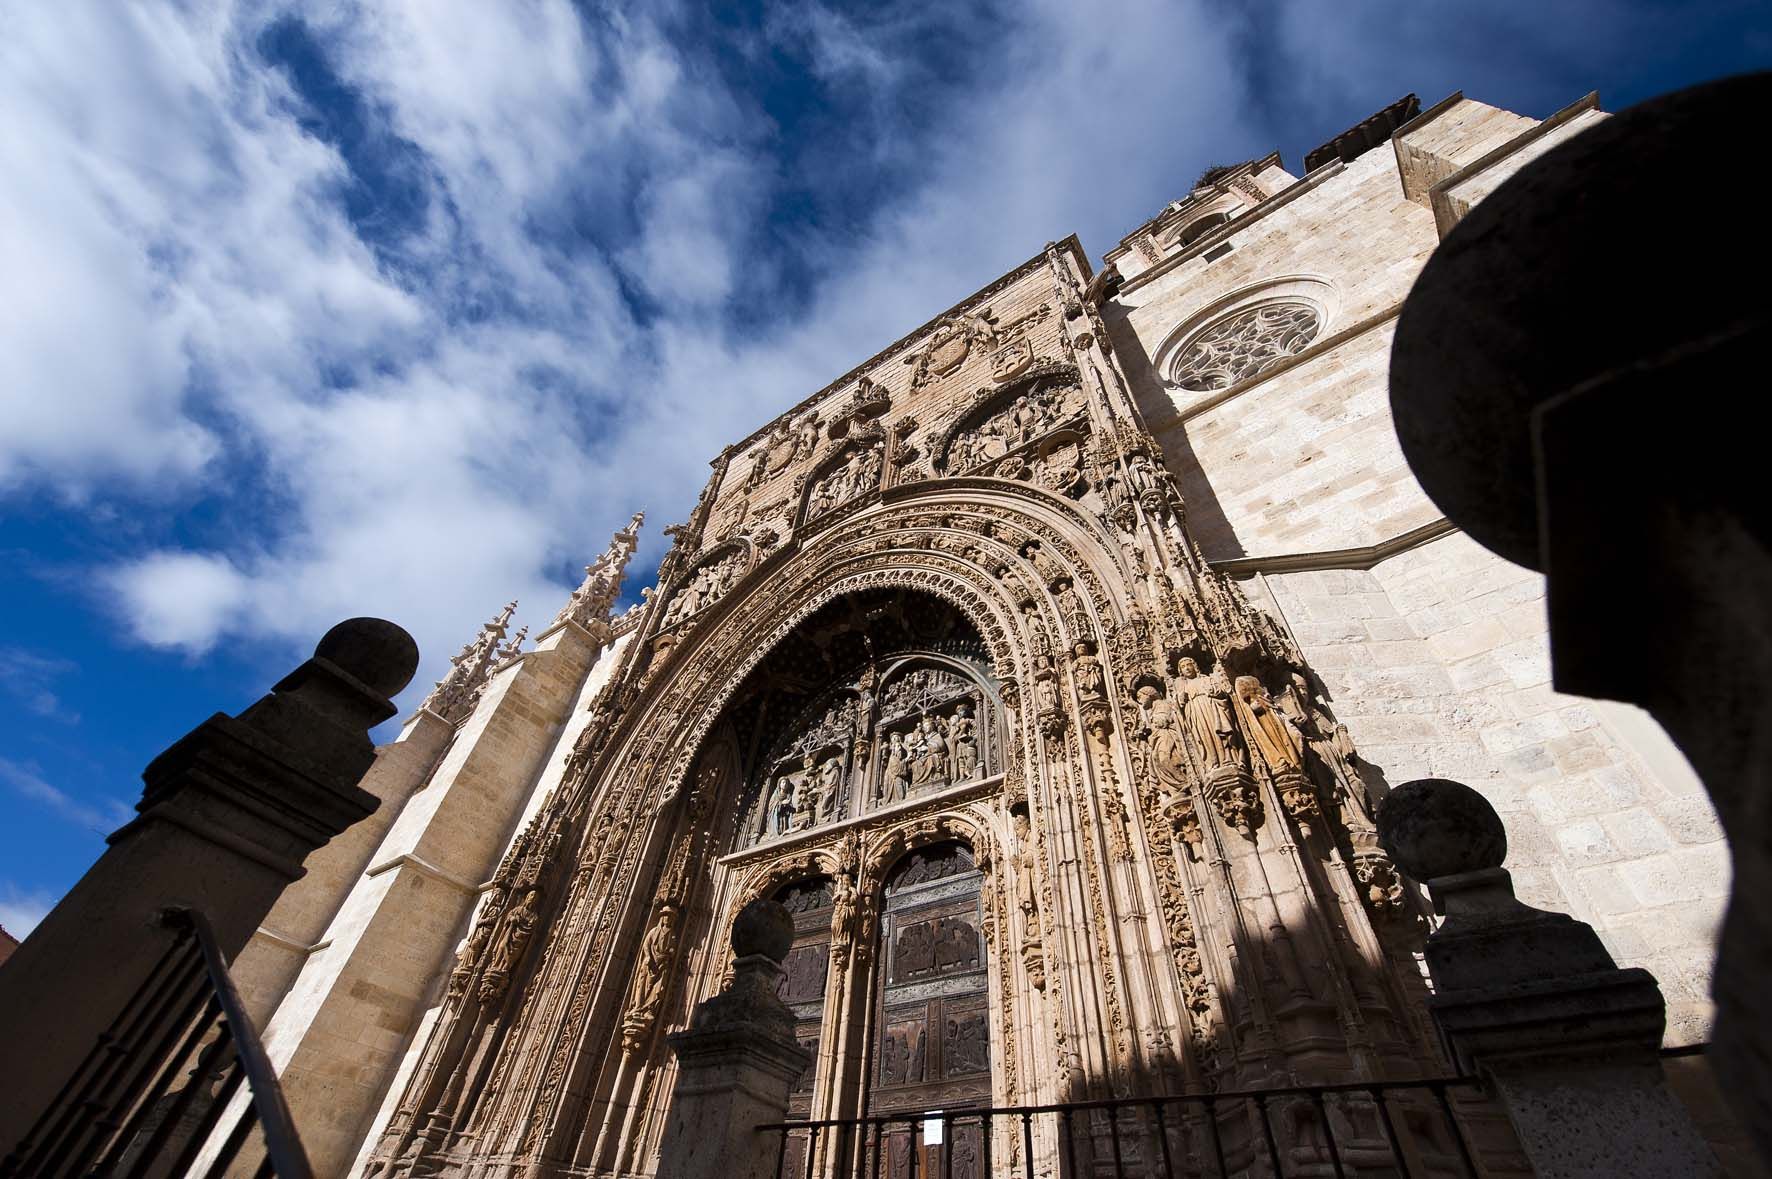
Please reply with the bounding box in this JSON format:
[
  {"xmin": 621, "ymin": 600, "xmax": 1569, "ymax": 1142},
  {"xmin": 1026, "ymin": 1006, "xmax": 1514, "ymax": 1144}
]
[{"xmin": 742, "ymin": 656, "xmax": 997, "ymax": 850}]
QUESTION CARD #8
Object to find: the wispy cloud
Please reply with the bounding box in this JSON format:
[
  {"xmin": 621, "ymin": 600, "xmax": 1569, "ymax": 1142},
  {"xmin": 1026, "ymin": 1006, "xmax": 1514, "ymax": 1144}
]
[
  {"xmin": 0, "ymin": 646, "xmax": 80, "ymax": 724},
  {"xmin": 0, "ymin": 757, "xmax": 133, "ymax": 836},
  {"xmin": 0, "ymin": 882, "xmax": 55, "ymax": 938}
]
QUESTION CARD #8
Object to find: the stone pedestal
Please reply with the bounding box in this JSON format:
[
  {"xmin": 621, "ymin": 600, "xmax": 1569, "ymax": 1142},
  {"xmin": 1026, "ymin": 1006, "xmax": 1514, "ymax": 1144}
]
[
  {"xmin": 1378, "ymin": 778, "xmax": 1721, "ymax": 1178},
  {"xmin": 657, "ymin": 901, "xmax": 812, "ymax": 1179},
  {"xmin": 0, "ymin": 618, "xmax": 416, "ymax": 1153}
]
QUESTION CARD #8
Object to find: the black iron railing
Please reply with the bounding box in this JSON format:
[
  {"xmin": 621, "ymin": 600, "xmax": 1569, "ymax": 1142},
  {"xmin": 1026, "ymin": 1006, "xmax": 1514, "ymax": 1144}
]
[
  {"xmin": 0, "ymin": 907, "xmax": 312, "ymax": 1179},
  {"xmin": 759, "ymin": 1075, "xmax": 1496, "ymax": 1179}
]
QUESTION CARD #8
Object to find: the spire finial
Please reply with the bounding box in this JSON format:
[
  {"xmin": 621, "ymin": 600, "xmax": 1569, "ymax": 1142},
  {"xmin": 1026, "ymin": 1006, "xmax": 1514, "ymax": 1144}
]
[{"xmin": 554, "ymin": 513, "xmax": 645, "ymax": 631}]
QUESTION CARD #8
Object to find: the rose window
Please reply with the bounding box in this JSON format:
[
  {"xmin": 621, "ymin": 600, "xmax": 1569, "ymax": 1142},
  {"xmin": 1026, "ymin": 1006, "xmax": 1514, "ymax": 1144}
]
[{"xmin": 1172, "ymin": 301, "xmax": 1321, "ymax": 392}]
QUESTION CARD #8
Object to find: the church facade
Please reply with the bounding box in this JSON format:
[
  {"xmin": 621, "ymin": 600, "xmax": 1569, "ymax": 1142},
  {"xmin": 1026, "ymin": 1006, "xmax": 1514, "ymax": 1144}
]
[{"xmin": 224, "ymin": 90, "xmax": 1730, "ymax": 1178}]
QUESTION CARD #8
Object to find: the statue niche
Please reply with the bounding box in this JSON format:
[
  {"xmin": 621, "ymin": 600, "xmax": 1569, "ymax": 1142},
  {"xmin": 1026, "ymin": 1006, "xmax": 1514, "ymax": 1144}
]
[{"xmin": 728, "ymin": 589, "xmax": 1001, "ymax": 853}]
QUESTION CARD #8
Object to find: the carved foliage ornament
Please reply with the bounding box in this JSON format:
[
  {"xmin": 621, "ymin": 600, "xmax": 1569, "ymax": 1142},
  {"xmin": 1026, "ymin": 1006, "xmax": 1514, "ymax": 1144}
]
[{"xmin": 1172, "ymin": 300, "xmax": 1321, "ymax": 392}]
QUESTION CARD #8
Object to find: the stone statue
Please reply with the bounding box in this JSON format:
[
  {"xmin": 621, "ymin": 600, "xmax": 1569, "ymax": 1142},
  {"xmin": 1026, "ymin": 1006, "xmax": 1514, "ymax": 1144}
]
[
  {"xmin": 1136, "ymin": 685, "xmax": 1191, "ymax": 802},
  {"xmin": 1013, "ymin": 813, "xmax": 1038, "ymax": 919},
  {"xmin": 478, "ymin": 888, "xmax": 540, "ymax": 1002},
  {"xmin": 910, "ymin": 714, "xmax": 949, "ymax": 787},
  {"xmin": 1072, "ymin": 641, "xmax": 1105, "ymax": 700},
  {"xmin": 629, "ymin": 904, "xmax": 680, "ymax": 1020},
  {"xmin": 1175, "ymin": 657, "xmax": 1241, "ymax": 769},
  {"xmin": 882, "ymin": 732, "xmax": 911, "ymax": 802},
  {"xmin": 830, "ymin": 873, "xmax": 857, "ymax": 950},
  {"xmin": 1234, "ymin": 675, "xmax": 1304, "ymax": 774},
  {"xmin": 448, "ymin": 890, "xmax": 506, "ymax": 998},
  {"xmin": 949, "ymin": 702, "xmax": 979, "ymax": 780},
  {"xmin": 764, "ymin": 775, "xmax": 792, "ymax": 837},
  {"xmin": 819, "ymin": 754, "xmax": 844, "ymax": 821}
]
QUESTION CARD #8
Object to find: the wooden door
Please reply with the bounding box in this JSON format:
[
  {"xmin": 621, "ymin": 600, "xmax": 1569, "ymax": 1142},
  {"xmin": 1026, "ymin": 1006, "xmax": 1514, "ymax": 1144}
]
[{"xmin": 868, "ymin": 843, "xmax": 990, "ymax": 1179}]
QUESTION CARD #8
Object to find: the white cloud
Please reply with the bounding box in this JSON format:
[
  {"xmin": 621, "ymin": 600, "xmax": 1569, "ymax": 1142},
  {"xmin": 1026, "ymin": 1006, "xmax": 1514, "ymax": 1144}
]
[
  {"xmin": 3, "ymin": 0, "xmax": 1272, "ymax": 705},
  {"xmin": 0, "ymin": 757, "xmax": 134, "ymax": 836},
  {"xmin": 0, "ymin": 883, "xmax": 56, "ymax": 938}
]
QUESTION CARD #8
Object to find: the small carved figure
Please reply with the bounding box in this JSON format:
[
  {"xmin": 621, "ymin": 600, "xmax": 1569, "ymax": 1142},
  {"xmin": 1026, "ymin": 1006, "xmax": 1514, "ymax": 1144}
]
[
  {"xmin": 819, "ymin": 754, "xmax": 844, "ymax": 820},
  {"xmin": 910, "ymin": 714, "xmax": 949, "ymax": 787},
  {"xmin": 1013, "ymin": 812, "xmax": 1039, "ymax": 920},
  {"xmin": 1175, "ymin": 657, "xmax": 1242, "ymax": 768},
  {"xmin": 949, "ymin": 702, "xmax": 979, "ymax": 780},
  {"xmin": 477, "ymin": 888, "xmax": 541, "ymax": 1002},
  {"xmin": 1072, "ymin": 640, "xmax": 1105, "ymax": 700},
  {"xmin": 830, "ymin": 873, "xmax": 857, "ymax": 948},
  {"xmin": 1136, "ymin": 684, "xmax": 1191, "ymax": 802},
  {"xmin": 772, "ymin": 775, "xmax": 797, "ymax": 834},
  {"xmin": 1234, "ymin": 675, "xmax": 1304, "ymax": 774},
  {"xmin": 628, "ymin": 903, "xmax": 680, "ymax": 1019},
  {"xmin": 881, "ymin": 731, "xmax": 911, "ymax": 802}
]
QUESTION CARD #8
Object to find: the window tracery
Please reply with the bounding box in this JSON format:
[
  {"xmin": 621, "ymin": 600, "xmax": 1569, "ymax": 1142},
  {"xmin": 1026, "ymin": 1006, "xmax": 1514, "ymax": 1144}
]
[{"xmin": 1171, "ymin": 300, "xmax": 1321, "ymax": 391}]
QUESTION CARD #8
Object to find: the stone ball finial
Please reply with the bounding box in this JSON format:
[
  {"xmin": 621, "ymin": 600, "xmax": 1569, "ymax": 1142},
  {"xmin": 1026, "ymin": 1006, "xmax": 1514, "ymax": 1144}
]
[
  {"xmin": 315, "ymin": 618, "xmax": 420, "ymax": 699},
  {"xmin": 1376, "ymin": 778, "xmax": 1507, "ymax": 882},
  {"xmin": 731, "ymin": 899, "xmax": 794, "ymax": 964}
]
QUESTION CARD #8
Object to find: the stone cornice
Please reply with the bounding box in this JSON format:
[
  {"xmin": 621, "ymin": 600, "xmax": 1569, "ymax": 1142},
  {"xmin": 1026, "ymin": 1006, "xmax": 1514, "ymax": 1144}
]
[{"xmin": 1210, "ymin": 517, "xmax": 1456, "ymax": 578}]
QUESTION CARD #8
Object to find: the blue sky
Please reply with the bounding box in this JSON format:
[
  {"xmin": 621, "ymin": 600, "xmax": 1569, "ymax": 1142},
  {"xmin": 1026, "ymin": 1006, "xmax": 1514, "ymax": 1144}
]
[{"xmin": 2, "ymin": 0, "xmax": 1766, "ymax": 936}]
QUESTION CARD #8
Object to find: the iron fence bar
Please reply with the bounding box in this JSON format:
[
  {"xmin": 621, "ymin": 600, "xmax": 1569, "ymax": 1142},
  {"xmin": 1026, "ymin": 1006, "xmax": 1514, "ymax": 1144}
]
[
  {"xmin": 981, "ymin": 1110, "xmax": 993, "ymax": 1178},
  {"xmin": 1107, "ymin": 1101, "xmax": 1126, "ymax": 1179},
  {"xmin": 775, "ymin": 1127, "xmax": 790, "ymax": 1179},
  {"xmin": 1020, "ymin": 1110, "xmax": 1034, "ymax": 1179},
  {"xmin": 1428, "ymin": 1082, "xmax": 1480, "ymax": 1179},
  {"xmin": 907, "ymin": 1117, "xmax": 917, "ymax": 1179},
  {"xmin": 838, "ymin": 1115, "xmax": 851, "ymax": 1179},
  {"xmin": 808, "ymin": 1122, "xmax": 821, "ymax": 1179},
  {"xmin": 62, "ymin": 947, "xmax": 210, "ymax": 1178},
  {"xmin": 1309, "ymin": 1091, "xmax": 1346, "ymax": 1179},
  {"xmin": 109, "ymin": 999, "xmax": 229, "ymax": 1176},
  {"xmin": 871, "ymin": 1118, "xmax": 882, "ymax": 1179},
  {"xmin": 0, "ymin": 930, "xmax": 192, "ymax": 1177},
  {"xmin": 1061, "ymin": 1106, "xmax": 1078, "ymax": 1177},
  {"xmin": 1151, "ymin": 1099, "xmax": 1175, "ymax": 1179},
  {"xmin": 1366, "ymin": 1088, "xmax": 1405, "ymax": 1173},
  {"xmin": 1254, "ymin": 1094, "xmax": 1285, "ymax": 1178},
  {"xmin": 173, "ymin": 907, "xmax": 316, "ymax": 1179},
  {"xmin": 29, "ymin": 940, "xmax": 204, "ymax": 1177},
  {"xmin": 1202, "ymin": 1095, "xmax": 1228, "ymax": 1179}
]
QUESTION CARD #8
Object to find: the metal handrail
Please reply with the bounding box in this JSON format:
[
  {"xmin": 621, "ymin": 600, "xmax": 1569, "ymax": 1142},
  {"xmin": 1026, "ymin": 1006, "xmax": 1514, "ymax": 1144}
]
[{"xmin": 162, "ymin": 908, "xmax": 314, "ymax": 1179}]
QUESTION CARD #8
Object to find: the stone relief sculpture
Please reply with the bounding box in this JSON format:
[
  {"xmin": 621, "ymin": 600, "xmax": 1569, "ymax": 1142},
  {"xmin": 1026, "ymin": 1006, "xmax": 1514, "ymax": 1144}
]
[
  {"xmin": 659, "ymin": 545, "xmax": 748, "ymax": 631},
  {"xmin": 806, "ymin": 442, "xmax": 883, "ymax": 520},
  {"xmin": 1172, "ymin": 300, "xmax": 1321, "ymax": 392},
  {"xmin": 620, "ymin": 902, "xmax": 681, "ymax": 1053}
]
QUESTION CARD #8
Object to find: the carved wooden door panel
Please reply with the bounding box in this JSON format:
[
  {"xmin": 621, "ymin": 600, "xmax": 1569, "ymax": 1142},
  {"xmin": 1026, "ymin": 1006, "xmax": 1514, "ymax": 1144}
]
[
  {"xmin": 868, "ymin": 844, "xmax": 990, "ymax": 1179},
  {"xmin": 774, "ymin": 877, "xmax": 833, "ymax": 1179}
]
